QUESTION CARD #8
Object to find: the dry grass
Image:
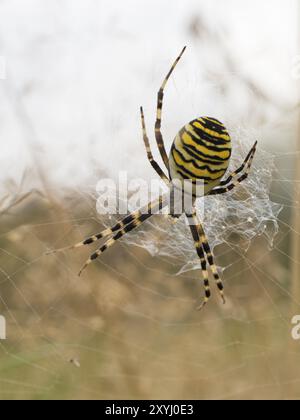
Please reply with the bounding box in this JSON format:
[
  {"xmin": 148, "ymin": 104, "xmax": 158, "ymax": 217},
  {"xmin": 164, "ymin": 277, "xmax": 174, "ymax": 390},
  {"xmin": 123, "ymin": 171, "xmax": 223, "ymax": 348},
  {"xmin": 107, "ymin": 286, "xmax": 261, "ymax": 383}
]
[{"xmin": 0, "ymin": 185, "xmax": 298, "ymax": 401}]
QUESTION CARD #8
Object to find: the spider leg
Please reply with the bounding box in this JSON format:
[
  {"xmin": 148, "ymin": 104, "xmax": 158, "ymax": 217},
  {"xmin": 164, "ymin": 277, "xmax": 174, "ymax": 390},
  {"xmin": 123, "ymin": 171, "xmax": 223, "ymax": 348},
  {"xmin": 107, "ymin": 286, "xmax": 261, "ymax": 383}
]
[
  {"xmin": 155, "ymin": 46, "xmax": 186, "ymax": 171},
  {"xmin": 49, "ymin": 196, "xmax": 167, "ymax": 253},
  {"xmin": 78, "ymin": 195, "xmax": 168, "ymax": 276},
  {"xmin": 187, "ymin": 214, "xmax": 211, "ymax": 310},
  {"xmin": 78, "ymin": 213, "xmax": 151, "ymax": 276},
  {"xmin": 140, "ymin": 106, "xmax": 170, "ymax": 186},
  {"xmin": 218, "ymin": 141, "xmax": 257, "ymax": 187},
  {"xmin": 209, "ymin": 141, "xmax": 257, "ymax": 196},
  {"xmin": 186, "ymin": 209, "xmax": 226, "ymax": 307},
  {"xmin": 48, "ymin": 212, "xmax": 142, "ymax": 253}
]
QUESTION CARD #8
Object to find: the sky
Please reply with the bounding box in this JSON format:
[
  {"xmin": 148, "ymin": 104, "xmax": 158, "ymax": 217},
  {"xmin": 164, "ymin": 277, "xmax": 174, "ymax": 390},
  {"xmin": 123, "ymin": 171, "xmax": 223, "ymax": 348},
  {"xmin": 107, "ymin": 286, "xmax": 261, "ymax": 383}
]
[{"xmin": 0, "ymin": 0, "xmax": 298, "ymax": 191}]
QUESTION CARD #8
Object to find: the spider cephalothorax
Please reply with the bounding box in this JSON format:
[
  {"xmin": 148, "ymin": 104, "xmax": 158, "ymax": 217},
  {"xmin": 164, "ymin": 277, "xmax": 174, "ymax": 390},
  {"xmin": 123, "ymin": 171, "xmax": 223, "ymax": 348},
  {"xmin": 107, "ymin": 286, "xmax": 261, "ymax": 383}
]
[{"xmin": 51, "ymin": 47, "xmax": 257, "ymax": 310}]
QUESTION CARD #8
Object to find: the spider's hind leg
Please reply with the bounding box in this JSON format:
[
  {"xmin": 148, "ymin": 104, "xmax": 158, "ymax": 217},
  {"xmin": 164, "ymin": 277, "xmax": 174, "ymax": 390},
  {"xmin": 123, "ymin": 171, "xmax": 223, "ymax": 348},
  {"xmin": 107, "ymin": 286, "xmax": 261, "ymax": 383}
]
[
  {"xmin": 209, "ymin": 141, "xmax": 258, "ymax": 196},
  {"xmin": 155, "ymin": 46, "xmax": 186, "ymax": 171}
]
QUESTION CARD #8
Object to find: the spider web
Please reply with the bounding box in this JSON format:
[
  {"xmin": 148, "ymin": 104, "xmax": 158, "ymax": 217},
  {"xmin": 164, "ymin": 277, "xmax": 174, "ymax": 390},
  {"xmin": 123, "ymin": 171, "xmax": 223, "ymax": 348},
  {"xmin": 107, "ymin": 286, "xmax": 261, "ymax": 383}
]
[
  {"xmin": 117, "ymin": 129, "xmax": 282, "ymax": 275},
  {"xmin": 0, "ymin": 0, "xmax": 299, "ymax": 401},
  {"xmin": 0, "ymin": 136, "xmax": 298, "ymax": 400}
]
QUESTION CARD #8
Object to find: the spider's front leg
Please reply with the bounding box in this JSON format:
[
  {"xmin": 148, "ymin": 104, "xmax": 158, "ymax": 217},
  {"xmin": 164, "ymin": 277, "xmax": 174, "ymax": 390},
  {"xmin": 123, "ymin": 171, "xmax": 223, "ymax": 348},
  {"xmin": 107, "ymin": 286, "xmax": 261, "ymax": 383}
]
[
  {"xmin": 78, "ymin": 211, "xmax": 152, "ymax": 276},
  {"xmin": 186, "ymin": 209, "xmax": 226, "ymax": 310},
  {"xmin": 48, "ymin": 209, "xmax": 147, "ymax": 254},
  {"xmin": 187, "ymin": 214, "xmax": 211, "ymax": 310},
  {"xmin": 78, "ymin": 194, "xmax": 168, "ymax": 276},
  {"xmin": 48, "ymin": 195, "xmax": 168, "ymax": 276}
]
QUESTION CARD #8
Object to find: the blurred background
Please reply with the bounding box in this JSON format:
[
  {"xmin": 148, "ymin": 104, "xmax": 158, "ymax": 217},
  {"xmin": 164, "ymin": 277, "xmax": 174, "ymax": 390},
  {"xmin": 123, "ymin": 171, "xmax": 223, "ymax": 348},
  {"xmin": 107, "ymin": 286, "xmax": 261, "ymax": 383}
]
[{"xmin": 0, "ymin": 0, "xmax": 299, "ymax": 400}]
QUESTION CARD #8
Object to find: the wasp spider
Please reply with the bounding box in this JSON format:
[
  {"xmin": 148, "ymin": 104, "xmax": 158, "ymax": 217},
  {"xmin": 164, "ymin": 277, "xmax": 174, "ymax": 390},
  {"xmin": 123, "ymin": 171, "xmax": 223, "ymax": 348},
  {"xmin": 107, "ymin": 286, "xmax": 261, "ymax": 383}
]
[{"xmin": 54, "ymin": 47, "xmax": 257, "ymax": 310}]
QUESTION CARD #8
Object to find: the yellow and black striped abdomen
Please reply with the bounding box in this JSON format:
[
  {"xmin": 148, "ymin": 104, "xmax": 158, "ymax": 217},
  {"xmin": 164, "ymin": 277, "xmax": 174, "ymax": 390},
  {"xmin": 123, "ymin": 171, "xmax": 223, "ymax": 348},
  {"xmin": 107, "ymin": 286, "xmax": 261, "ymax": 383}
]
[{"xmin": 169, "ymin": 117, "xmax": 232, "ymax": 195}]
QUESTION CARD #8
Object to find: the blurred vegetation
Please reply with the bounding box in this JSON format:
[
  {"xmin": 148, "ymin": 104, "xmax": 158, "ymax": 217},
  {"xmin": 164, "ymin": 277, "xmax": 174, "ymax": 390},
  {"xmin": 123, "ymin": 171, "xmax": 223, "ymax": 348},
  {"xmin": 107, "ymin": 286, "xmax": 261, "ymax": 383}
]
[
  {"xmin": 0, "ymin": 2, "xmax": 299, "ymax": 401},
  {"xmin": 0, "ymin": 170, "xmax": 299, "ymax": 401}
]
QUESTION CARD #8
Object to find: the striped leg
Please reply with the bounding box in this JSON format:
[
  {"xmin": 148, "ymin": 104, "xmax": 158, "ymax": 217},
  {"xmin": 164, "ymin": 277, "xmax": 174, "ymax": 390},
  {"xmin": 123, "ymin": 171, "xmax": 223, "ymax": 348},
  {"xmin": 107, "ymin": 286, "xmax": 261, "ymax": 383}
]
[
  {"xmin": 78, "ymin": 213, "xmax": 151, "ymax": 276},
  {"xmin": 155, "ymin": 46, "xmax": 186, "ymax": 171},
  {"xmin": 209, "ymin": 141, "xmax": 257, "ymax": 196},
  {"xmin": 48, "ymin": 210, "xmax": 145, "ymax": 254},
  {"xmin": 186, "ymin": 213, "xmax": 211, "ymax": 310},
  {"xmin": 219, "ymin": 141, "xmax": 257, "ymax": 186},
  {"xmin": 78, "ymin": 195, "xmax": 168, "ymax": 276},
  {"xmin": 49, "ymin": 196, "xmax": 167, "ymax": 254},
  {"xmin": 188, "ymin": 209, "xmax": 226, "ymax": 306},
  {"xmin": 140, "ymin": 106, "xmax": 170, "ymax": 186}
]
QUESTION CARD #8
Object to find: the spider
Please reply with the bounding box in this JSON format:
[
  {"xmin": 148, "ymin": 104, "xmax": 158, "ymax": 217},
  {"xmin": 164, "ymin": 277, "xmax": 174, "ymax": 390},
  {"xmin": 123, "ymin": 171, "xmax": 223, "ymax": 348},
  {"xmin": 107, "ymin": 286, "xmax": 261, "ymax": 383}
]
[{"xmin": 53, "ymin": 47, "xmax": 257, "ymax": 310}]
